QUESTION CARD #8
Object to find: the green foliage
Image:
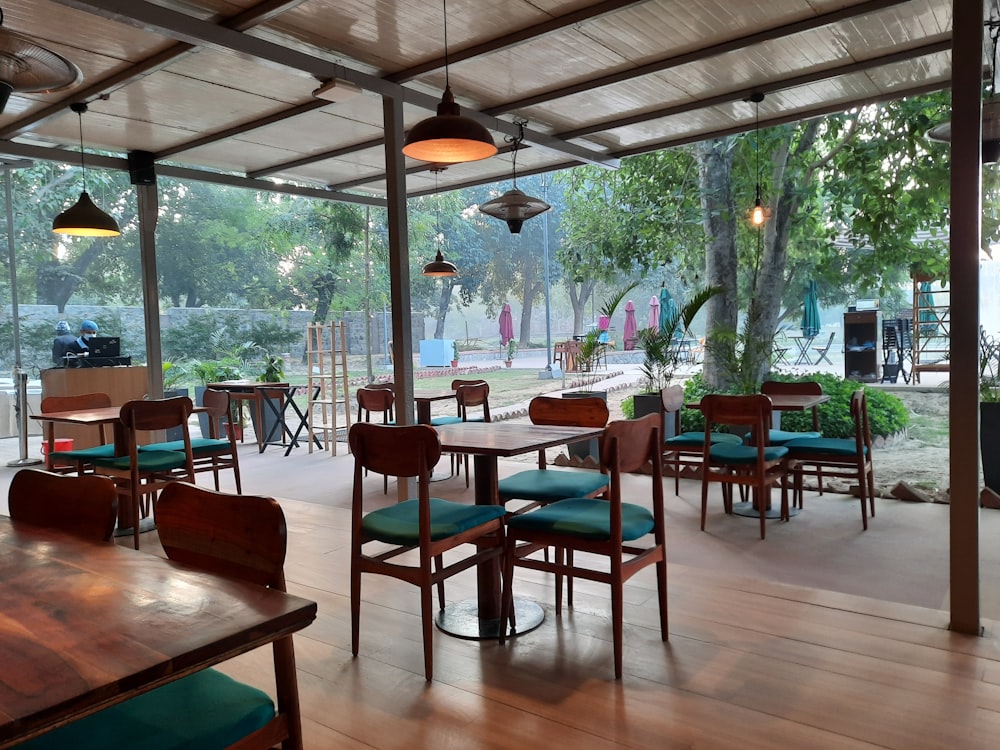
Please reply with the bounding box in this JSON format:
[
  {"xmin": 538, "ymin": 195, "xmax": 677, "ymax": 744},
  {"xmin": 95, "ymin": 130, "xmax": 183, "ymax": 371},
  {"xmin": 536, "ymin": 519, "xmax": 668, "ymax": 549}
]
[
  {"xmin": 506, "ymin": 339, "xmax": 517, "ymax": 360},
  {"xmin": 705, "ymin": 308, "xmax": 774, "ymax": 394},
  {"xmin": 257, "ymin": 354, "xmax": 285, "ymax": 383},
  {"xmin": 981, "ymin": 331, "xmax": 1000, "ymax": 402},
  {"xmin": 452, "ymin": 340, "xmax": 460, "ymax": 361},
  {"xmin": 637, "ymin": 286, "xmax": 722, "ymax": 392},
  {"xmin": 679, "ymin": 372, "xmax": 909, "ymax": 439},
  {"xmin": 621, "ymin": 395, "xmax": 635, "ymax": 420},
  {"xmin": 249, "ymin": 318, "xmax": 302, "ymax": 354}
]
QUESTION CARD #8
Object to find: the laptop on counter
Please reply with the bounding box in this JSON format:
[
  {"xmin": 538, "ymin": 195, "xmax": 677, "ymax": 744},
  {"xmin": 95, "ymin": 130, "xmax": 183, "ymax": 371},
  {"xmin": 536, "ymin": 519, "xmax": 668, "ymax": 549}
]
[{"xmin": 87, "ymin": 336, "xmax": 121, "ymax": 357}]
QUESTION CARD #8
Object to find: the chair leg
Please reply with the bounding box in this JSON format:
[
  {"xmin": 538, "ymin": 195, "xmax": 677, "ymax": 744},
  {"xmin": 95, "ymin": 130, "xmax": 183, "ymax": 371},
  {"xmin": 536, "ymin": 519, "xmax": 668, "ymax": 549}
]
[
  {"xmin": 420, "ymin": 582, "xmax": 434, "ymax": 681},
  {"xmin": 655, "ymin": 553, "xmax": 668, "ymax": 640},
  {"xmin": 611, "ymin": 565, "xmax": 624, "ymax": 680},
  {"xmin": 756, "ymin": 486, "xmax": 766, "ymax": 540},
  {"xmin": 566, "ymin": 549, "xmax": 574, "ymax": 608},
  {"xmin": 499, "ymin": 536, "xmax": 517, "ymax": 645},
  {"xmin": 131, "ymin": 485, "xmax": 141, "ymax": 550},
  {"xmin": 554, "ymin": 547, "xmax": 564, "ymax": 615},
  {"xmin": 350, "ymin": 553, "xmax": 362, "ymax": 658},
  {"xmin": 700, "ymin": 471, "xmax": 710, "ymax": 531},
  {"xmin": 857, "ymin": 464, "xmax": 869, "ymax": 531},
  {"xmin": 435, "ymin": 554, "xmax": 445, "ymax": 610}
]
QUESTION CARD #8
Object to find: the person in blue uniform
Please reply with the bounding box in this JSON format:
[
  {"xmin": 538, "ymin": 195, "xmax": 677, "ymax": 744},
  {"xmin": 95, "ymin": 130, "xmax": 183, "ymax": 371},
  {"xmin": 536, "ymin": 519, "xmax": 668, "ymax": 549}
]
[
  {"xmin": 51, "ymin": 321, "xmax": 77, "ymax": 365},
  {"xmin": 66, "ymin": 320, "xmax": 99, "ymax": 357}
]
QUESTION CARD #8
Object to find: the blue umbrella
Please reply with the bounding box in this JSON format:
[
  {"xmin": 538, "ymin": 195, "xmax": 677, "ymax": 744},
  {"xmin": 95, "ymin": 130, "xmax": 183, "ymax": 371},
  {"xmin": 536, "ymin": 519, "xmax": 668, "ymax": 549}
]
[
  {"xmin": 801, "ymin": 281, "xmax": 820, "ymax": 338},
  {"xmin": 918, "ymin": 281, "xmax": 937, "ymax": 336},
  {"xmin": 658, "ymin": 287, "xmax": 679, "ymax": 334}
]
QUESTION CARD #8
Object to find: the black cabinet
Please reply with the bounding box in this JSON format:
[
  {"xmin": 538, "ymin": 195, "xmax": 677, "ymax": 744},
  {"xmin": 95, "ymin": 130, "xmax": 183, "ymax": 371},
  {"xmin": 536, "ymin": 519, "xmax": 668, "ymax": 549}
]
[{"xmin": 844, "ymin": 311, "xmax": 880, "ymax": 382}]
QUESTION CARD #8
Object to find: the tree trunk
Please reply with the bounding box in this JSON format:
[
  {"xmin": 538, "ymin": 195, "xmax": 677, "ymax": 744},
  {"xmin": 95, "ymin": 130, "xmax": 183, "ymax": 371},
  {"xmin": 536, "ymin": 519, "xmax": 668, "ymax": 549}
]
[
  {"xmin": 696, "ymin": 137, "xmax": 739, "ymax": 389},
  {"xmin": 433, "ymin": 282, "xmax": 456, "ymax": 338},
  {"xmin": 567, "ymin": 278, "xmax": 595, "ymax": 336}
]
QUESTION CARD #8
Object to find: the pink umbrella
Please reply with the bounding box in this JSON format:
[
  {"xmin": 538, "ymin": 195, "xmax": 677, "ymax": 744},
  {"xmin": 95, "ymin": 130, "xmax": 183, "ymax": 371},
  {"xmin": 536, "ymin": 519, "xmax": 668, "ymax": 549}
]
[
  {"xmin": 623, "ymin": 300, "xmax": 637, "ymax": 349},
  {"xmin": 499, "ymin": 303, "xmax": 514, "ymax": 345},
  {"xmin": 648, "ymin": 295, "xmax": 660, "ymax": 332}
]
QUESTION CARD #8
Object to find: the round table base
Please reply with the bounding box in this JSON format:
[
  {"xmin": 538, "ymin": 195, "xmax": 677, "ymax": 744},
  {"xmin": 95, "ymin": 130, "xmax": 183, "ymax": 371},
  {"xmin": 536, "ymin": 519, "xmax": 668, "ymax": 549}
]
[
  {"xmin": 435, "ymin": 597, "xmax": 544, "ymax": 640},
  {"xmin": 731, "ymin": 502, "xmax": 800, "ymax": 519}
]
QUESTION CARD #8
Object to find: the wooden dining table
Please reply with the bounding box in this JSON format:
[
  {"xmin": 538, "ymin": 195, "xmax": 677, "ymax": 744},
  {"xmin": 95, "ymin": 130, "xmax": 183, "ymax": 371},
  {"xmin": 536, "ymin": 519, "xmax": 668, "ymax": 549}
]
[
  {"xmin": 431, "ymin": 421, "xmax": 605, "ymax": 640},
  {"xmin": 0, "ymin": 517, "xmax": 317, "ymax": 749}
]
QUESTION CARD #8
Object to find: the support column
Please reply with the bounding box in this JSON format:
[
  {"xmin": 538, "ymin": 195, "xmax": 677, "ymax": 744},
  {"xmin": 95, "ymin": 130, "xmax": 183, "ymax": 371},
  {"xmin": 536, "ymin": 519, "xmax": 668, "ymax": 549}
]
[{"xmin": 134, "ymin": 170, "xmax": 162, "ymax": 399}]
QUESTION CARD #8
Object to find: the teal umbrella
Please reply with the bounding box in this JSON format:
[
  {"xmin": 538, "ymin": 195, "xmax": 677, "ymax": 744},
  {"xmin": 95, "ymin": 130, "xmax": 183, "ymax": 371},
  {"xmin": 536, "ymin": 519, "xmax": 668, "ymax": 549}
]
[
  {"xmin": 801, "ymin": 281, "xmax": 820, "ymax": 337},
  {"xmin": 918, "ymin": 281, "xmax": 937, "ymax": 336},
  {"xmin": 658, "ymin": 287, "xmax": 679, "ymax": 334}
]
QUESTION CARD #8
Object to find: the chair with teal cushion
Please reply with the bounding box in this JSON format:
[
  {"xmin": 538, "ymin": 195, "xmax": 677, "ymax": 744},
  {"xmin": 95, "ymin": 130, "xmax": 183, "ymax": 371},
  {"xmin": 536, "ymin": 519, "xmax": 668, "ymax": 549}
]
[
  {"xmin": 140, "ymin": 389, "xmax": 242, "ymax": 492},
  {"xmin": 755, "ymin": 380, "xmax": 824, "ymax": 445},
  {"xmin": 500, "ymin": 413, "xmax": 668, "ymax": 679},
  {"xmin": 40, "ymin": 392, "xmax": 115, "ymax": 474},
  {"xmin": 356, "ymin": 385, "xmax": 396, "ymax": 493},
  {"xmin": 660, "ymin": 385, "xmax": 743, "ymax": 495},
  {"xmin": 454, "ymin": 380, "xmax": 492, "ymax": 486},
  {"xmin": 699, "ymin": 394, "xmax": 791, "ymax": 539},
  {"xmin": 785, "ymin": 389, "xmax": 875, "ymax": 529},
  {"xmin": 349, "ymin": 422, "xmax": 506, "ymax": 681},
  {"xmin": 20, "ymin": 482, "xmax": 306, "ymax": 750},
  {"xmin": 430, "ymin": 379, "xmax": 485, "ymax": 476}
]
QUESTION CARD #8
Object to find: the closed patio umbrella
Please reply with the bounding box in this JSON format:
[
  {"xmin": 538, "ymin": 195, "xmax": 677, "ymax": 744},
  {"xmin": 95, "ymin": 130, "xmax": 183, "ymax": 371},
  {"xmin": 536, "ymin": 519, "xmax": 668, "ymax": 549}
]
[
  {"xmin": 918, "ymin": 281, "xmax": 937, "ymax": 336},
  {"xmin": 801, "ymin": 280, "xmax": 821, "ymax": 337},
  {"xmin": 623, "ymin": 300, "xmax": 637, "ymax": 349},
  {"xmin": 659, "ymin": 287, "xmax": 679, "ymax": 333},
  {"xmin": 499, "ymin": 303, "xmax": 514, "ymax": 345},
  {"xmin": 648, "ymin": 295, "xmax": 660, "ymax": 331}
]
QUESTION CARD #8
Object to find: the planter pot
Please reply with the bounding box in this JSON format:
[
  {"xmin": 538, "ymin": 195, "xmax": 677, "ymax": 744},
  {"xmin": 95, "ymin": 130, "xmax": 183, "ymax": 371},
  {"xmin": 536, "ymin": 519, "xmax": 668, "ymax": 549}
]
[
  {"xmin": 163, "ymin": 388, "xmax": 189, "ymax": 441},
  {"xmin": 194, "ymin": 386, "xmax": 212, "ymax": 438},
  {"xmin": 982, "ymin": 402, "xmax": 1000, "ymax": 494},
  {"xmin": 249, "ymin": 390, "xmax": 285, "ymax": 446},
  {"xmin": 632, "ymin": 391, "xmax": 678, "ymax": 441},
  {"xmin": 504, "ymin": 360, "xmax": 512, "ymax": 368},
  {"xmin": 562, "ymin": 390, "xmax": 607, "ymax": 461}
]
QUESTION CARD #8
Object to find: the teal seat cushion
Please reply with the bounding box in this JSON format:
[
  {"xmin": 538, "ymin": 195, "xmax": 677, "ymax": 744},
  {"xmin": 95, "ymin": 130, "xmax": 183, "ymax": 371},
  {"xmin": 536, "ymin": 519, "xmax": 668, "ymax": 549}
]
[
  {"xmin": 429, "ymin": 415, "xmax": 462, "ymax": 426},
  {"xmin": 785, "ymin": 437, "xmax": 866, "ymax": 457},
  {"xmin": 665, "ymin": 431, "xmax": 742, "ymax": 447},
  {"xmin": 506, "ymin": 497, "xmax": 654, "ymax": 541},
  {"xmin": 498, "ymin": 469, "xmax": 609, "ymax": 503},
  {"xmin": 744, "ymin": 429, "xmax": 821, "ymax": 445},
  {"xmin": 709, "ymin": 443, "xmax": 788, "ymax": 464},
  {"xmin": 140, "ymin": 438, "xmax": 230, "ymax": 456},
  {"xmin": 48, "ymin": 444, "xmax": 116, "ymax": 462},
  {"xmin": 362, "ymin": 498, "xmax": 506, "ymax": 544},
  {"xmin": 17, "ymin": 669, "xmax": 274, "ymax": 750},
  {"xmin": 90, "ymin": 450, "xmax": 188, "ymax": 472}
]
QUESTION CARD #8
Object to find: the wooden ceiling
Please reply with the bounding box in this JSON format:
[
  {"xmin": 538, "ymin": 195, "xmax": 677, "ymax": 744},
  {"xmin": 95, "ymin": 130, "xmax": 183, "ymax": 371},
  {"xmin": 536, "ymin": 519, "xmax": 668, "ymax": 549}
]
[{"xmin": 0, "ymin": 0, "xmax": 963, "ymax": 205}]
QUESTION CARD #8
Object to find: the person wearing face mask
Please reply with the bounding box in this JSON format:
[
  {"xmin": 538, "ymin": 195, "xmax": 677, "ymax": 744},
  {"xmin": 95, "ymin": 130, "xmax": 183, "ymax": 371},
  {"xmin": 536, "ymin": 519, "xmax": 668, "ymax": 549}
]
[{"xmin": 66, "ymin": 320, "xmax": 99, "ymax": 358}]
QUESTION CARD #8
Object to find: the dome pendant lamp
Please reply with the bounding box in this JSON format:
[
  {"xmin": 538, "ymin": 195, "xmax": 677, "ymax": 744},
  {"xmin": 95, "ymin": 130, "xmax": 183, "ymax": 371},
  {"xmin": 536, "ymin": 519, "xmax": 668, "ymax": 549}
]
[
  {"xmin": 52, "ymin": 102, "xmax": 120, "ymax": 237},
  {"xmin": 402, "ymin": 0, "xmax": 497, "ymax": 165},
  {"xmin": 747, "ymin": 92, "xmax": 771, "ymax": 227},
  {"xmin": 422, "ymin": 168, "xmax": 458, "ymax": 277},
  {"xmin": 479, "ymin": 120, "xmax": 551, "ymax": 234}
]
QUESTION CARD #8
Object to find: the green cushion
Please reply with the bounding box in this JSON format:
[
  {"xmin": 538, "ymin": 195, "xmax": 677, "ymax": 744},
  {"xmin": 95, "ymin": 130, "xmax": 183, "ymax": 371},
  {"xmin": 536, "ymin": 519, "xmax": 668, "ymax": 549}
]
[
  {"xmin": 506, "ymin": 497, "xmax": 654, "ymax": 541},
  {"xmin": 429, "ymin": 415, "xmax": 462, "ymax": 426},
  {"xmin": 48, "ymin": 444, "xmax": 116, "ymax": 461},
  {"xmin": 744, "ymin": 429, "xmax": 821, "ymax": 445},
  {"xmin": 498, "ymin": 469, "xmax": 609, "ymax": 503},
  {"xmin": 140, "ymin": 438, "xmax": 230, "ymax": 456},
  {"xmin": 362, "ymin": 498, "xmax": 506, "ymax": 545},
  {"xmin": 785, "ymin": 437, "xmax": 867, "ymax": 457},
  {"xmin": 665, "ymin": 431, "xmax": 742, "ymax": 447},
  {"xmin": 90, "ymin": 450, "xmax": 189, "ymax": 472},
  {"xmin": 17, "ymin": 669, "xmax": 274, "ymax": 750},
  {"xmin": 709, "ymin": 443, "xmax": 788, "ymax": 464}
]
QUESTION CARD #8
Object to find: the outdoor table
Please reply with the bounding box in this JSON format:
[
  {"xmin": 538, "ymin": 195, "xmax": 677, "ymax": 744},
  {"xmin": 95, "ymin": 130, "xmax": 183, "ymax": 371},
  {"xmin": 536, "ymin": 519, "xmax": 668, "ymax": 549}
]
[
  {"xmin": 431, "ymin": 421, "xmax": 605, "ymax": 639},
  {"xmin": 0, "ymin": 517, "xmax": 317, "ymax": 749},
  {"xmin": 256, "ymin": 384, "xmax": 323, "ymax": 455},
  {"xmin": 413, "ymin": 388, "xmax": 457, "ymax": 424},
  {"xmin": 787, "ymin": 335, "xmax": 816, "ymax": 365}
]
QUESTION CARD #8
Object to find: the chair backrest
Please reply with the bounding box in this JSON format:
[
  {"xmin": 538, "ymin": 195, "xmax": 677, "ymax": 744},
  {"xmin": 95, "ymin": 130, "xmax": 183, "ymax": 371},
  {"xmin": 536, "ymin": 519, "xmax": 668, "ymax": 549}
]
[
  {"xmin": 8, "ymin": 469, "xmax": 118, "ymax": 542},
  {"xmin": 157, "ymin": 482, "xmax": 287, "ymax": 590},
  {"xmin": 456, "ymin": 382, "xmax": 491, "ymax": 422},
  {"xmin": 201, "ymin": 388, "xmax": 234, "ymax": 440},
  {"xmin": 660, "ymin": 385, "xmax": 684, "ymax": 436},
  {"xmin": 600, "ymin": 414, "xmax": 664, "ymax": 535},
  {"xmin": 817, "ymin": 331, "xmax": 836, "ymax": 351},
  {"xmin": 850, "ymin": 389, "xmax": 874, "ymax": 456},
  {"xmin": 349, "ymin": 422, "xmax": 441, "ymax": 480},
  {"xmin": 529, "ymin": 395, "xmax": 609, "ymax": 427},
  {"xmin": 41, "ymin": 391, "xmax": 112, "ymax": 413},
  {"xmin": 700, "ymin": 394, "xmax": 772, "ymax": 446},
  {"xmin": 120, "ymin": 396, "xmax": 194, "ymax": 432},
  {"xmin": 357, "ymin": 386, "xmax": 395, "ymax": 423},
  {"xmin": 761, "ymin": 379, "xmax": 823, "ymax": 430}
]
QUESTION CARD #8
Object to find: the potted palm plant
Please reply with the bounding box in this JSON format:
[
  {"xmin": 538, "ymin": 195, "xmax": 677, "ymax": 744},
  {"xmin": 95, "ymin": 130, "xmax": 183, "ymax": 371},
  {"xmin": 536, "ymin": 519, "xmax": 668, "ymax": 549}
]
[
  {"xmin": 504, "ymin": 339, "xmax": 517, "ymax": 367},
  {"xmin": 451, "ymin": 341, "xmax": 460, "ymax": 368}
]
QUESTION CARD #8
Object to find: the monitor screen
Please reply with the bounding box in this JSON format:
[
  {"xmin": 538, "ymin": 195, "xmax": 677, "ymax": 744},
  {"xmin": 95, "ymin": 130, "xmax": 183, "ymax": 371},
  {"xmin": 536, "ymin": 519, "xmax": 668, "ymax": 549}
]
[{"xmin": 88, "ymin": 336, "xmax": 121, "ymax": 357}]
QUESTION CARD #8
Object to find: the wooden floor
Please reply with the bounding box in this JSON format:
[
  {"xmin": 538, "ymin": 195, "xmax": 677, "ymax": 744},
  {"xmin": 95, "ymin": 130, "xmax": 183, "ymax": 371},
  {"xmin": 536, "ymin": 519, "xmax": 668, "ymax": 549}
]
[
  {"xmin": 135, "ymin": 446, "xmax": 1000, "ymax": 750},
  {"xmin": 6, "ymin": 443, "xmax": 1000, "ymax": 748}
]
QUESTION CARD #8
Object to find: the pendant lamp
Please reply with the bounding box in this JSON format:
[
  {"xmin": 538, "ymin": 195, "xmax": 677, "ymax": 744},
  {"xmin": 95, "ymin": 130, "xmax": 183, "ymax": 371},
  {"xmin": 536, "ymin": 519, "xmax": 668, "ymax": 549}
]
[
  {"xmin": 926, "ymin": 21, "xmax": 1000, "ymax": 163},
  {"xmin": 747, "ymin": 92, "xmax": 771, "ymax": 227},
  {"xmin": 422, "ymin": 168, "xmax": 458, "ymax": 277},
  {"xmin": 52, "ymin": 102, "xmax": 120, "ymax": 237},
  {"xmin": 402, "ymin": 0, "xmax": 497, "ymax": 164},
  {"xmin": 479, "ymin": 120, "xmax": 551, "ymax": 234}
]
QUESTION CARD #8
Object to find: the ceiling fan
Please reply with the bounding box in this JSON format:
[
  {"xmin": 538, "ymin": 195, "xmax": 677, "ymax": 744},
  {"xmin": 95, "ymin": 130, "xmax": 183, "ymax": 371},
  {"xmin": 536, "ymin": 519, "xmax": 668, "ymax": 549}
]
[{"xmin": 0, "ymin": 6, "xmax": 81, "ymax": 114}]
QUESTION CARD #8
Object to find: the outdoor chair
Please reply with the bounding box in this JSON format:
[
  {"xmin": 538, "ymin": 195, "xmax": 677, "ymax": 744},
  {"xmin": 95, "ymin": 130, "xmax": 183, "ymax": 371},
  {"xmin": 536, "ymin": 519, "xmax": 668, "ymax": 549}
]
[
  {"xmin": 356, "ymin": 385, "xmax": 396, "ymax": 493},
  {"xmin": 8, "ymin": 469, "xmax": 118, "ymax": 542},
  {"xmin": 40, "ymin": 392, "xmax": 116, "ymax": 474},
  {"xmin": 785, "ymin": 389, "xmax": 875, "ymax": 529},
  {"xmin": 348, "ymin": 422, "xmax": 506, "ymax": 681},
  {"xmin": 90, "ymin": 397, "xmax": 196, "ymax": 550},
  {"xmin": 139, "ymin": 389, "xmax": 242, "ymax": 493},
  {"xmin": 19, "ymin": 482, "xmax": 306, "ymax": 750},
  {"xmin": 699, "ymin": 394, "xmax": 791, "ymax": 540},
  {"xmin": 660, "ymin": 385, "xmax": 742, "ymax": 495},
  {"xmin": 756, "ymin": 380, "xmax": 823, "ymax": 446},
  {"xmin": 812, "ymin": 331, "xmax": 837, "ymax": 365},
  {"xmin": 454, "ymin": 380, "xmax": 491, "ymax": 487},
  {"xmin": 500, "ymin": 413, "xmax": 668, "ymax": 679}
]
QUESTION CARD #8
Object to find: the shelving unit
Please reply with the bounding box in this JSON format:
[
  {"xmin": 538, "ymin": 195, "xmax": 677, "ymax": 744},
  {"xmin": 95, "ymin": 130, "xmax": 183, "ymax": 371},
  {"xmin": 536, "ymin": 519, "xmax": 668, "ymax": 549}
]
[
  {"xmin": 843, "ymin": 310, "xmax": 880, "ymax": 383},
  {"xmin": 306, "ymin": 321, "xmax": 351, "ymax": 454},
  {"xmin": 911, "ymin": 279, "xmax": 950, "ymax": 384}
]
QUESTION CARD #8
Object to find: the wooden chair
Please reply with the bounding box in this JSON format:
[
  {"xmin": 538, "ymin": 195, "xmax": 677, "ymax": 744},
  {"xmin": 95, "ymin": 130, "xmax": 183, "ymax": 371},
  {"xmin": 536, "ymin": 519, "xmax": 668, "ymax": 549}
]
[
  {"xmin": 140, "ymin": 389, "xmax": 242, "ymax": 493},
  {"xmin": 348, "ymin": 422, "xmax": 506, "ymax": 681},
  {"xmin": 356, "ymin": 385, "xmax": 396, "ymax": 493},
  {"xmin": 454, "ymin": 380, "xmax": 491, "ymax": 487},
  {"xmin": 660, "ymin": 385, "xmax": 742, "ymax": 495},
  {"xmin": 785, "ymin": 389, "xmax": 876, "ymax": 529},
  {"xmin": 500, "ymin": 413, "xmax": 668, "ymax": 679},
  {"xmin": 812, "ymin": 331, "xmax": 837, "ymax": 365},
  {"xmin": 699, "ymin": 394, "xmax": 791, "ymax": 540},
  {"xmin": 758, "ymin": 380, "xmax": 823, "ymax": 444},
  {"xmin": 8, "ymin": 469, "xmax": 118, "ymax": 542},
  {"xmin": 90, "ymin": 397, "xmax": 196, "ymax": 550},
  {"xmin": 40, "ymin": 392, "xmax": 116, "ymax": 473},
  {"xmin": 429, "ymin": 378, "xmax": 486, "ymax": 476},
  {"xmin": 20, "ymin": 482, "xmax": 306, "ymax": 750}
]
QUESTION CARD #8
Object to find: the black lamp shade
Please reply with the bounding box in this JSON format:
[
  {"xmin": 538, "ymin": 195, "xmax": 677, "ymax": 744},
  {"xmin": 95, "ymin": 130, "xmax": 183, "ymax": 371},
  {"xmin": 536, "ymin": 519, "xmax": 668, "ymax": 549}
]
[
  {"xmin": 403, "ymin": 86, "xmax": 497, "ymax": 164},
  {"xmin": 422, "ymin": 249, "xmax": 458, "ymax": 277},
  {"xmin": 52, "ymin": 191, "xmax": 120, "ymax": 236}
]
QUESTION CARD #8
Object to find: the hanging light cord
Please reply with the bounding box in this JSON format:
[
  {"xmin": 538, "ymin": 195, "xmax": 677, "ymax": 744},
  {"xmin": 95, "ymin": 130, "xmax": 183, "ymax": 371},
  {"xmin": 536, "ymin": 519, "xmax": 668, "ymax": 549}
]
[
  {"xmin": 504, "ymin": 120, "xmax": 527, "ymax": 188},
  {"xmin": 72, "ymin": 102, "xmax": 89, "ymax": 192},
  {"xmin": 442, "ymin": 0, "xmax": 450, "ymax": 89}
]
